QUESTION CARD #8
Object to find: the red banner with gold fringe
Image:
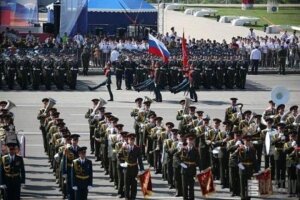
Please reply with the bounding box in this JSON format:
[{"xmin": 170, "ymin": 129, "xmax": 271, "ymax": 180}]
[
  {"xmin": 197, "ymin": 167, "xmax": 215, "ymax": 196},
  {"xmin": 138, "ymin": 169, "xmax": 153, "ymax": 198},
  {"xmin": 254, "ymin": 168, "xmax": 273, "ymax": 196}
]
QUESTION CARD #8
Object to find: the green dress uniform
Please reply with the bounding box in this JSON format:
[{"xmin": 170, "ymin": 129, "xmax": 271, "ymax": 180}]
[
  {"xmin": 85, "ymin": 108, "xmax": 96, "ymax": 153},
  {"xmin": 175, "ymin": 145, "xmax": 200, "ymax": 200},
  {"xmin": 234, "ymin": 144, "xmax": 256, "ymax": 200},
  {"xmin": 37, "ymin": 108, "xmax": 47, "ymax": 152},
  {"xmin": 251, "ymin": 122, "xmax": 266, "ymax": 172},
  {"xmin": 116, "ymin": 140, "xmax": 126, "ymax": 197},
  {"xmin": 119, "ymin": 144, "xmax": 144, "ymax": 200},
  {"xmin": 71, "ymin": 158, "xmax": 93, "ymax": 200},
  {"xmin": 227, "ymin": 138, "xmax": 241, "ymax": 196},
  {"xmin": 207, "ymin": 128, "xmax": 222, "ymax": 179},
  {"xmin": 284, "ymin": 140, "xmax": 298, "ymax": 196},
  {"xmin": 150, "ymin": 126, "xmax": 165, "ymax": 173},
  {"xmin": 94, "ymin": 120, "xmax": 105, "ymax": 162},
  {"xmin": 195, "ymin": 125, "xmax": 211, "ymax": 171},
  {"xmin": 1, "ymin": 154, "xmax": 25, "ymax": 200},
  {"xmin": 273, "ymin": 132, "xmax": 286, "ymax": 188},
  {"xmin": 172, "ymin": 140, "xmax": 184, "ymax": 197},
  {"xmin": 215, "ymin": 130, "xmax": 230, "ymax": 188}
]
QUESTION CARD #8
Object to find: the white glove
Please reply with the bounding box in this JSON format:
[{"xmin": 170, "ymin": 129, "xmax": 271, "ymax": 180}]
[
  {"xmin": 63, "ymin": 174, "xmax": 67, "ymax": 178},
  {"xmin": 0, "ymin": 185, "xmax": 7, "ymax": 189},
  {"xmin": 235, "ymin": 140, "xmax": 242, "ymax": 146},
  {"xmin": 72, "ymin": 186, "xmax": 78, "ymax": 190},
  {"xmin": 138, "ymin": 170, "xmax": 145, "ymax": 175},
  {"xmin": 291, "ymin": 141, "xmax": 297, "ymax": 148},
  {"xmin": 88, "ymin": 186, "xmax": 92, "ymax": 191}
]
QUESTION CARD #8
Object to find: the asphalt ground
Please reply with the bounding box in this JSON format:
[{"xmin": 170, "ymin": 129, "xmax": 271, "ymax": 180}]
[{"xmin": 1, "ymin": 74, "xmax": 300, "ymax": 200}]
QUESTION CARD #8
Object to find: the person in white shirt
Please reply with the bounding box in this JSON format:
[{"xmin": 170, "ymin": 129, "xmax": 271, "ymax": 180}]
[
  {"xmin": 260, "ymin": 39, "xmax": 268, "ymax": 68},
  {"xmin": 280, "ymin": 31, "xmax": 289, "ymax": 41},
  {"xmin": 73, "ymin": 32, "xmax": 84, "ymax": 47},
  {"xmin": 250, "ymin": 45, "xmax": 261, "ymax": 74},
  {"xmin": 247, "ymin": 28, "xmax": 256, "ymax": 39},
  {"xmin": 25, "ymin": 31, "xmax": 34, "ymax": 43}
]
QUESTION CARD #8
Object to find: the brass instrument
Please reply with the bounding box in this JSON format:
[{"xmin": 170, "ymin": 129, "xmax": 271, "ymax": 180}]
[
  {"xmin": 183, "ymin": 97, "xmax": 191, "ymax": 114},
  {"xmin": 44, "ymin": 98, "xmax": 56, "ymax": 115},
  {"xmin": 91, "ymin": 98, "xmax": 107, "ymax": 116},
  {"xmin": 144, "ymin": 96, "xmax": 153, "ymax": 104},
  {"xmin": 271, "ymin": 86, "xmax": 290, "ymax": 105},
  {"xmin": 4, "ymin": 100, "xmax": 16, "ymax": 110}
]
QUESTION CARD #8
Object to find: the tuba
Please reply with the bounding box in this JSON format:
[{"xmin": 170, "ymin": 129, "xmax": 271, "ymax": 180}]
[
  {"xmin": 44, "ymin": 98, "xmax": 56, "ymax": 114},
  {"xmin": 183, "ymin": 97, "xmax": 191, "ymax": 114},
  {"xmin": 91, "ymin": 98, "xmax": 107, "ymax": 116},
  {"xmin": 271, "ymin": 86, "xmax": 290, "ymax": 105},
  {"xmin": 4, "ymin": 100, "xmax": 16, "ymax": 110}
]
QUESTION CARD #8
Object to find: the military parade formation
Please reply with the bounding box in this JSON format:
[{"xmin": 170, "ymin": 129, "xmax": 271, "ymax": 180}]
[
  {"xmin": 30, "ymin": 93, "xmax": 300, "ymax": 200},
  {"xmin": 0, "ymin": 100, "xmax": 25, "ymax": 200}
]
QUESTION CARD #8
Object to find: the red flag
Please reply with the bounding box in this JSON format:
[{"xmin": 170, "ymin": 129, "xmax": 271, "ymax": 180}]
[
  {"xmin": 197, "ymin": 167, "xmax": 215, "ymax": 196},
  {"xmin": 138, "ymin": 169, "xmax": 153, "ymax": 198},
  {"xmin": 254, "ymin": 168, "xmax": 273, "ymax": 196},
  {"xmin": 182, "ymin": 32, "xmax": 189, "ymax": 68}
]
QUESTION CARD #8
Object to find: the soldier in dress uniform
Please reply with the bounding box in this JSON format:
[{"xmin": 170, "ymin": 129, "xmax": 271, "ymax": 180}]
[
  {"xmin": 150, "ymin": 117, "xmax": 165, "ymax": 174},
  {"xmin": 262, "ymin": 118, "xmax": 277, "ymax": 180},
  {"xmin": 175, "ymin": 133, "xmax": 200, "ymax": 200},
  {"xmin": 123, "ymin": 56, "xmax": 136, "ymax": 90},
  {"xmin": 216, "ymin": 120, "xmax": 233, "ymax": 188},
  {"xmin": 85, "ymin": 98, "xmax": 100, "ymax": 154},
  {"xmin": 1, "ymin": 142, "xmax": 25, "ymax": 200},
  {"xmin": 176, "ymin": 99, "xmax": 186, "ymax": 121},
  {"xmin": 195, "ymin": 115, "xmax": 212, "ymax": 171},
  {"xmin": 71, "ymin": 146, "xmax": 93, "ymax": 200},
  {"xmin": 153, "ymin": 62, "xmax": 163, "ymax": 102},
  {"xmin": 193, "ymin": 110, "xmax": 204, "ymax": 127},
  {"xmin": 274, "ymin": 104, "xmax": 285, "ymax": 127},
  {"xmin": 207, "ymin": 118, "xmax": 222, "ymax": 180},
  {"xmin": 161, "ymin": 122, "xmax": 174, "ymax": 181},
  {"xmin": 262, "ymin": 100, "xmax": 276, "ymax": 120},
  {"xmin": 227, "ymin": 128, "xmax": 242, "ymax": 197},
  {"xmin": 225, "ymin": 97, "xmax": 240, "ymax": 125},
  {"xmin": 143, "ymin": 112, "xmax": 157, "ymax": 166},
  {"xmin": 172, "ymin": 131, "xmax": 185, "ymax": 197},
  {"xmin": 111, "ymin": 123, "xmax": 124, "ymax": 189},
  {"xmin": 130, "ymin": 98, "xmax": 143, "ymax": 147},
  {"xmin": 239, "ymin": 110, "xmax": 253, "ymax": 131},
  {"xmin": 106, "ymin": 117, "xmax": 119, "ymax": 182},
  {"xmin": 252, "ymin": 114, "xmax": 266, "ymax": 172},
  {"xmin": 285, "ymin": 105, "xmax": 298, "ymax": 132},
  {"xmin": 119, "ymin": 133, "xmax": 144, "ymax": 200},
  {"xmin": 81, "ymin": 47, "xmax": 91, "ymax": 75},
  {"xmin": 93, "ymin": 106, "xmax": 106, "ymax": 161},
  {"xmin": 116, "ymin": 131, "xmax": 128, "ymax": 198},
  {"xmin": 63, "ymin": 134, "xmax": 80, "ymax": 200},
  {"xmin": 164, "ymin": 128, "xmax": 178, "ymax": 189},
  {"xmin": 234, "ymin": 134, "xmax": 256, "ymax": 200},
  {"xmin": 274, "ymin": 123, "xmax": 287, "ymax": 188},
  {"xmin": 115, "ymin": 61, "xmax": 124, "ymax": 90},
  {"xmin": 99, "ymin": 113, "xmax": 112, "ymax": 172},
  {"xmin": 284, "ymin": 131, "xmax": 298, "ymax": 197},
  {"xmin": 37, "ymin": 98, "xmax": 49, "ymax": 153}
]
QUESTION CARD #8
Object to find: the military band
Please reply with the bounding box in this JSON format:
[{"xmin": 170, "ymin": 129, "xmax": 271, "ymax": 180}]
[{"xmin": 32, "ymin": 95, "xmax": 300, "ymax": 200}]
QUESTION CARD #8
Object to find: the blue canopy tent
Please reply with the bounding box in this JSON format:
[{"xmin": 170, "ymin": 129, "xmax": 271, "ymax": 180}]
[{"xmin": 87, "ymin": 0, "xmax": 157, "ymax": 37}]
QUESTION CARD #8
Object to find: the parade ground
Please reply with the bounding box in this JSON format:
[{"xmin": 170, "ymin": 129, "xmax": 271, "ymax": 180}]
[{"xmin": 2, "ymin": 74, "xmax": 300, "ymax": 199}]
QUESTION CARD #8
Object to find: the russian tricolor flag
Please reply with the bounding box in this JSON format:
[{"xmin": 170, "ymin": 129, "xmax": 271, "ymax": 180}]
[{"xmin": 148, "ymin": 33, "xmax": 170, "ymax": 63}]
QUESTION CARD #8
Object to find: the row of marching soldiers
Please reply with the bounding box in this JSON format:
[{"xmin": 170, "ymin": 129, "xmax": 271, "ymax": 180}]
[
  {"xmin": 85, "ymin": 98, "xmax": 145, "ymax": 200},
  {"xmin": 125, "ymin": 96, "xmax": 299, "ymax": 200},
  {"xmin": 0, "ymin": 100, "xmax": 25, "ymax": 200},
  {"xmin": 37, "ymin": 98, "xmax": 93, "ymax": 200}
]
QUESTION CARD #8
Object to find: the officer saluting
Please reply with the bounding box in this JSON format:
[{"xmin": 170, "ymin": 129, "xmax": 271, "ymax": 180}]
[
  {"xmin": 1, "ymin": 142, "xmax": 25, "ymax": 200},
  {"xmin": 71, "ymin": 146, "xmax": 93, "ymax": 200}
]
